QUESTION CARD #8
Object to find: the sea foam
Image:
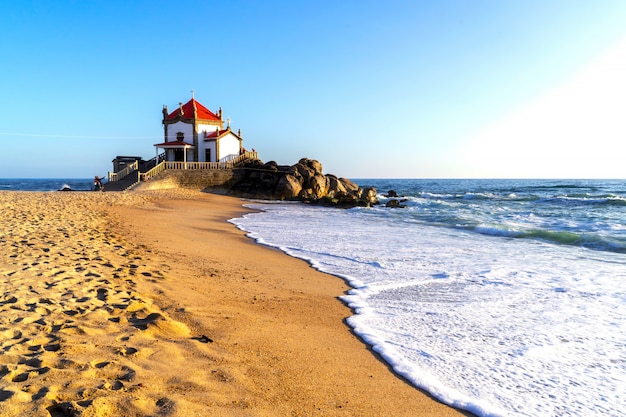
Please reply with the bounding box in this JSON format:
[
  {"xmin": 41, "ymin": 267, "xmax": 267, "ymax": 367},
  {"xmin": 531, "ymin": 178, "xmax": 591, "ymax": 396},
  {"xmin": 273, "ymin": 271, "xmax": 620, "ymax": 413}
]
[{"xmin": 230, "ymin": 179, "xmax": 626, "ymax": 417}]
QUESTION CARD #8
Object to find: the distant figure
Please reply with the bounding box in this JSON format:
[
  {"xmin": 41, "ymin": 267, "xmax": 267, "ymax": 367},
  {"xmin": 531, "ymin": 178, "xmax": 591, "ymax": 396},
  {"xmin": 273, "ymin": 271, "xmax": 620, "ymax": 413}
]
[{"xmin": 94, "ymin": 176, "xmax": 104, "ymax": 191}]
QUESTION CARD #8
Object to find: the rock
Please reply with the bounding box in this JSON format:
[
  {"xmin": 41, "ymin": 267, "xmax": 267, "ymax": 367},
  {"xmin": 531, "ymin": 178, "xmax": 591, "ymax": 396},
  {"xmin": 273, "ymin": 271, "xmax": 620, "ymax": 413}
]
[
  {"xmin": 295, "ymin": 163, "xmax": 314, "ymax": 181},
  {"xmin": 298, "ymin": 158, "xmax": 323, "ymax": 175},
  {"xmin": 385, "ymin": 198, "xmax": 409, "ymax": 208},
  {"xmin": 261, "ymin": 161, "xmax": 279, "ymax": 172},
  {"xmin": 326, "ymin": 175, "xmax": 347, "ymax": 199},
  {"xmin": 385, "ymin": 190, "xmax": 398, "ymax": 198},
  {"xmin": 230, "ymin": 157, "xmax": 378, "ymax": 208},
  {"xmin": 275, "ymin": 173, "xmax": 303, "ymax": 200},
  {"xmin": 307, "ymin": 174, "xmax": 329, "ymax": 199},
  {"xmin": 340, "ymin": 178, "xmax": 361, "ymax": 195},
  {"xmin": 360, "ymin": 187, "xmax": 379, "ymax": 207}
]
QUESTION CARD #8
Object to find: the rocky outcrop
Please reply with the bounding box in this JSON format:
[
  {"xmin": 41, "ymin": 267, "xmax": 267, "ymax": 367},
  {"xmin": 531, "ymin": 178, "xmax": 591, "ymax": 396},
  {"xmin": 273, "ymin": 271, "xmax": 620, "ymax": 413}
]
[
  {"xmin": 229, "ymin": 158, "xmax": 378, "ymax": 207},
  {"xmin": 385, "ymin": 199, "xmax": 408, "ymax": 208}
]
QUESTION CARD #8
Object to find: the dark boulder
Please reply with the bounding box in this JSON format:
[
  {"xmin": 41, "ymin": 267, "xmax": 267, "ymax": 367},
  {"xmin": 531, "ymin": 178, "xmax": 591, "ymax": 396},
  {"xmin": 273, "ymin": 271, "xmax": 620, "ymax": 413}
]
[
  {"xmin": 385, "ymin": 199, "xmax": 405, "ymax": 208},
  {"xmin": 361, "ymin": 187, "xmax": 379, "ymax": 206},
  {"xmin": 275, "ymin": 173, "xmax": 303, "ymax": 200},
  {"xmin": 229, "ymin": 157, "xmax": 378, "ymax": 208}
]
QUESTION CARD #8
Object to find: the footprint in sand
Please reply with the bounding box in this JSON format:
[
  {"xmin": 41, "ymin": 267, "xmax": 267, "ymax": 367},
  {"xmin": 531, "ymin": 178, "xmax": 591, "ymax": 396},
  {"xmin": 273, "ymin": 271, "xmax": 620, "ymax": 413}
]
[{"xmin": 0, "ymin": 192, "xmax": 212, "ymax": 415}]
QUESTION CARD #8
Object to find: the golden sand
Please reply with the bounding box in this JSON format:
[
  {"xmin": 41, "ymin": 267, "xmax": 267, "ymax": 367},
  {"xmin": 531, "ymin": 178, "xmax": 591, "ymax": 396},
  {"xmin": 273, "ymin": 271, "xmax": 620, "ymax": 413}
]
[{"xmin": 0, "ymin": 190, "xmax": 470, "ymax": 416}]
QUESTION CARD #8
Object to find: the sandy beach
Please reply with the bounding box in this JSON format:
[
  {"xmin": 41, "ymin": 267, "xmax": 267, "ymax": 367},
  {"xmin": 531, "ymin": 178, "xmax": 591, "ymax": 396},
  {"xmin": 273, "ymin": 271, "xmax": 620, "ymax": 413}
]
[{"xmin": 0, "ymin": 189, "xmax": 471, "ymax": 417}]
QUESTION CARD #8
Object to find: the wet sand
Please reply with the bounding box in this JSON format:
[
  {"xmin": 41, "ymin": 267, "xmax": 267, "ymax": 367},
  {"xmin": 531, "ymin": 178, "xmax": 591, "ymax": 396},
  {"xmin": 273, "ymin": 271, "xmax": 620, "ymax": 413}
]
[{"xmin": 0, "ymin": 190, "xmax": 471, "ymax": 416}]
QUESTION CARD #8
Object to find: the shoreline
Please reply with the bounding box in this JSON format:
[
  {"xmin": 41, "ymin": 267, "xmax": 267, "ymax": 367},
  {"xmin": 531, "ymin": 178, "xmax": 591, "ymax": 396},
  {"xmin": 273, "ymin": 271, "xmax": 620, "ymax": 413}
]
[
  {"xmin": 0, "ymin": 189, "xmax": 472, "ymax": 416},
  {"xmin": 116, "ymin": 190, "xmax": 473, "ymax": 416}
]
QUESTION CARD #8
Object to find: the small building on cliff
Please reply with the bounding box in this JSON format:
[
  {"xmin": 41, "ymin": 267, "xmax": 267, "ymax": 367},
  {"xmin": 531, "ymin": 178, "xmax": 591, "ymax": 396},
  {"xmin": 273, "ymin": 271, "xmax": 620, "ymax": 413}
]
[{"xmin": 154, "ymin": 94, "xmax": 244, "ymax": 164}]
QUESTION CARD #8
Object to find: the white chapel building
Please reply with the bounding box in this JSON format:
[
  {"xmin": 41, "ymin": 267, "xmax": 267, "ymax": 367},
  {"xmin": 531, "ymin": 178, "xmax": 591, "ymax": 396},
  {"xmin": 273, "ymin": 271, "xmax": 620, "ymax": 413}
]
[{"xmin": 155, "ymin": 95, "xmax": 244, "ymax": 164}]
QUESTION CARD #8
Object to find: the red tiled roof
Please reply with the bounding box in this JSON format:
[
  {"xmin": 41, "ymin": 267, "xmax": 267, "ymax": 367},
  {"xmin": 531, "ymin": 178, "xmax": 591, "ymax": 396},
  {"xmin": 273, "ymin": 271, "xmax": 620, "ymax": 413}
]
[
  {"xmin": 166, "ymin": 98, "xmax": 220, "ymax": 121},
  {"xmin": 204, "ymin": 129, "xmax": 228, "ymax": 139},
  {"xmin": 205, "ymin": 129, "xmax": 243, "ymax": 140}
]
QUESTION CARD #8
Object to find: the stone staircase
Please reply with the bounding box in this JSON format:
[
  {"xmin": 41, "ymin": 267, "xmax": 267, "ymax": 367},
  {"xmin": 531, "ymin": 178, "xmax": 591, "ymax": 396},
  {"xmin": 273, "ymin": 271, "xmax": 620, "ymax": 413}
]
[
  {"xmin": 104, "ymin": 171, "xmax": 140, "ymax": 192},
  {"xmin": 104, "ymin": 152, "xmax": 260, "ymax": 192}
]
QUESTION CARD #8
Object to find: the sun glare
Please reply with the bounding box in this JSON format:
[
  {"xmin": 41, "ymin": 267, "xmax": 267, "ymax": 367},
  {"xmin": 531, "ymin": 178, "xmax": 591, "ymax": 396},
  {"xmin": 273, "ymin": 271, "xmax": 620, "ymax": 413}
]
[{"xmin": 458, "ymin": 36, "xmax": 626, "ymax": 178}]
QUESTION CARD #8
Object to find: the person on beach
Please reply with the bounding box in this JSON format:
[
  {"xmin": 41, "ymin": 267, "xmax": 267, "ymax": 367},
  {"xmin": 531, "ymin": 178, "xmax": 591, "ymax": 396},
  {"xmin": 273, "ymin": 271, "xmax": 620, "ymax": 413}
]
[{"xmin": 94, "ymin": 176, "xmax": 104, "ymax": 191}]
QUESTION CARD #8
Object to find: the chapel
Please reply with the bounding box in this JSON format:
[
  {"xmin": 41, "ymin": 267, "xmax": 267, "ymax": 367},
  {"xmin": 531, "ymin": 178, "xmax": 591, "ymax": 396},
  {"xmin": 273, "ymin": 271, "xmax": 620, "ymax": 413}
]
[{"xmin": 155, "ymin": 94, "xmax": 244, "ymax": 163}]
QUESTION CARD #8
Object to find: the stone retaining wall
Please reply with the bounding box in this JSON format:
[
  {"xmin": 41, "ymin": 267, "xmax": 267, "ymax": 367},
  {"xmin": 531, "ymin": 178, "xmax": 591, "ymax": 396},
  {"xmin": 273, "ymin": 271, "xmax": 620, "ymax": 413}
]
[{"xmin": 133, "ymin": 169, "xmax": 245, "ymax": 191}]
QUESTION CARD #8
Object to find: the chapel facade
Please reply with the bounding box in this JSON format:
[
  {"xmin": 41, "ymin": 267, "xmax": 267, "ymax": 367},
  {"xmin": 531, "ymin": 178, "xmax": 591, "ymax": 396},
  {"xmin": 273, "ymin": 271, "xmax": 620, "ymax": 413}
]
[{"xmin": 155, "ymin": 95, "xmax": 243, "ymax": 163}]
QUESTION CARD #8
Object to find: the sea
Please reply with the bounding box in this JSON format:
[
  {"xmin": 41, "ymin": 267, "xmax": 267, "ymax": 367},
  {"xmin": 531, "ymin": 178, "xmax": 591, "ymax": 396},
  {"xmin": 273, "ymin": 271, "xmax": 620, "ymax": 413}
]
[
  {"xmin": 229, "ymin": 179, "xmax": 626, "ymax": 417},
  {"xmin": 3, "ymin": 178, "xmax": 625, "ymax": 416},
  {"xmin": 0, "ymin": 178, "xmax": 95, "ymax": 191}
]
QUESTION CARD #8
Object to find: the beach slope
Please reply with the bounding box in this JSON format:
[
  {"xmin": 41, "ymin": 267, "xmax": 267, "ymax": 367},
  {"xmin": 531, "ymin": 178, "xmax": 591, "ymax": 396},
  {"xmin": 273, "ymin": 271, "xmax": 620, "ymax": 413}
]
[{"xmin": 0, "ymin": 190, "xmax": 470, "ymax": 416}]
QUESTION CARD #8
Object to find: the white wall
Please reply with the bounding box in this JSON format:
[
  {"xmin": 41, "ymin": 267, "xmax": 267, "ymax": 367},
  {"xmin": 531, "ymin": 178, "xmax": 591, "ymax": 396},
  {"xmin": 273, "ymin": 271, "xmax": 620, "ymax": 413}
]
[
  {"xmin": 197, "ymin": 123, "xmax": 214, "ymax": 162},
  {"xmin": 218, "ymin": 133, "xmax": 242, "ymax": 162},
  {"xmin": 164, "ymin": 120, "xmax": 240, "ymax": 163},
  {"xmin": 166, "ymin": 121, "xmax": 194, "ymax": 143},
  {"xmin": 204, "ymin": 140, "xmax": 217, "ymax": 162}
]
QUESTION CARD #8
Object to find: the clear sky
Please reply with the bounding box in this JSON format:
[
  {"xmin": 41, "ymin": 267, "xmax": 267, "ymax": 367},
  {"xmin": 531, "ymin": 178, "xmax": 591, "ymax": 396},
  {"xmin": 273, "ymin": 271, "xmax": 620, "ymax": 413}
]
[{"xmin": 2, "ymin": 0, "xmax": 626, "ymax": 179}]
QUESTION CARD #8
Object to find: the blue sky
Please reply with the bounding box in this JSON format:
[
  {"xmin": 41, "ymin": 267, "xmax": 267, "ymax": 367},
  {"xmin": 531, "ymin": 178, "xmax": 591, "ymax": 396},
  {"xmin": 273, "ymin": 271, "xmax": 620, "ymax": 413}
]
[{"xmin": 2, "ymin": 1, "xmax": 626, "ymax": 179}]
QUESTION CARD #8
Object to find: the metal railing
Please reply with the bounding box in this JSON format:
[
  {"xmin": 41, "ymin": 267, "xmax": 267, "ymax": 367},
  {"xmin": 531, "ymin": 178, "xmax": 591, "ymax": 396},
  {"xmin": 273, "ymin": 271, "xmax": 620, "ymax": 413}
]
[
  {"xmin": 224, "ymin": 151, "xmax": 258, "ymax": 166},
  {"xmin": 144, "ymin": 152, "xmax": 166, "ymax": 170},
  {"xmin": 139, "ymin": 151, "xmax": 258, "ymax": 182},
  {"xmin": 108, "ymin": 160, "xmax": 139, "ymax": 182},
  {"xmin": 141, "ymin": 161, "xmax": 167, "ymax": 182}
]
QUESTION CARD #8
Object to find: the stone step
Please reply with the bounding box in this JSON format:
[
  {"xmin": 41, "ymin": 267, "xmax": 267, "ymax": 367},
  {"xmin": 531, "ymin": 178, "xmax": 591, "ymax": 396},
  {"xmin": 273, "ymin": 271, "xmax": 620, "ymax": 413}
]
[{"xmin": 104, "ymin": 171, "xmax": 139, "ymax": 192}]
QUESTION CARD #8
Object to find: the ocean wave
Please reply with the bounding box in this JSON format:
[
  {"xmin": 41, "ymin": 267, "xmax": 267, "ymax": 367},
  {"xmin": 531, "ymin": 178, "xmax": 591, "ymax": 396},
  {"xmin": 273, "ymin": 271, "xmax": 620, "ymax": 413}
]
[
  {"xmin": 412, "ymin": 191, "xmax": 542, "ymax": 204},
  {"xmin": 417, "ymin": 191, "xmax": 504, "ymax": 201},
  {"xmin": 375, "ymin": 183, "xmax": 626, "ymax": 208},
  {"xmin": 431, "ymin": 192, "xmax": 626, "ymax": 206},
  {"xmin": 419, "ymin": 192, "xmax": 457, "ymax": 199},
  {"xmin": 538, "ymin": 195, "xmax": 626, "ymax": 207},
  {"xmin": 238, "ymin": 180, "xmax": 626, "ymax": 417},
  {"xmin": 473, "ymin": 224, "xmax": 521, "ymax": 238},
  {"xmin": 471, "ymin": 224, "xmax": 626, "ymax": 253},
  {"xmin": 523, "ymin": 230, "xmax": 626, "ymax": 253},
  {"xmin": 402, "ymin": 191, "xmax": 626, "ymax": 208}
]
